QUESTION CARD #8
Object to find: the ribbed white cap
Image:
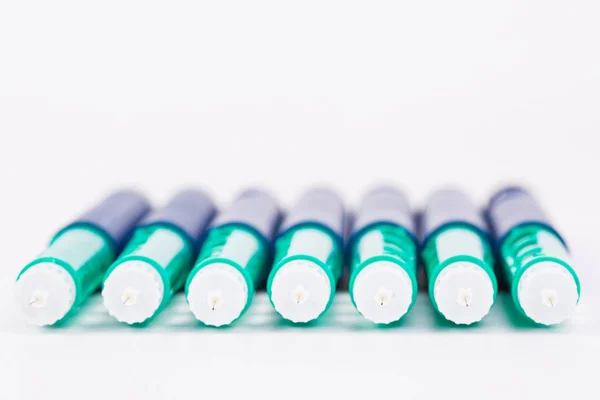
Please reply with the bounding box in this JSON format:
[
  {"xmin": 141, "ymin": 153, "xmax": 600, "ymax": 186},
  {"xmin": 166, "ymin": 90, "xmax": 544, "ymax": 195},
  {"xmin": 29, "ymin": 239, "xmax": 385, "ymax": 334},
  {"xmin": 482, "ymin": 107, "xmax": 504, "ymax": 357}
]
[
  {"xmin": 102, "ymin": 260, "xmax": 164, "ymax": 324},
  {"xmin": 517, "ymin": 261, "xmax": 579, "ymax": 325},
  {"xmin": 187, "ymin": 263, "xmax": 249, "ymax": 327},
  {"xmin": 15, "ymin": 262, "xmax": 76, "ymax": 326},
  {"xmin": 433, "ymin": 261, "xmax": 495, "ymax": 325},
  {"xmin": 352, "ymin": 261, "xmax": 413, "ymax": 324},
  {"xmin": 270, "ymin": 259, "xmax": 331, "ymax": 323}
]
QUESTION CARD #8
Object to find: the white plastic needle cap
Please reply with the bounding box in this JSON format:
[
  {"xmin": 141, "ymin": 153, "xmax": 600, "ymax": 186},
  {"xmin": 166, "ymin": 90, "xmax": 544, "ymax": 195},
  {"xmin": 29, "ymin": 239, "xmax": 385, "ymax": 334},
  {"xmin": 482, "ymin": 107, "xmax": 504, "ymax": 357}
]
[
  {"xmin": 433, "ymin": 261, "xmax": 495, "ymax": 325},
  {"xmin": 102, "ymin": 261, "xmax": 164, "ymax": 324},
  {"xmin": 15, "ymin": 262, "xmax": 76, "ymax": 326},
  {"xmin": 270, "ymin": 260, "xmax": 331, "ymax": 323},
  {"xmin": 187, "ymin": 263, "xmax": 248, "ymax": 327},
  {"xmin": 352, "ymin": 261, "xmax": 413, "ymax": 324},
  {"xmin": 517, "ymin": 261, "xmax": 578, "ymax": 325}
]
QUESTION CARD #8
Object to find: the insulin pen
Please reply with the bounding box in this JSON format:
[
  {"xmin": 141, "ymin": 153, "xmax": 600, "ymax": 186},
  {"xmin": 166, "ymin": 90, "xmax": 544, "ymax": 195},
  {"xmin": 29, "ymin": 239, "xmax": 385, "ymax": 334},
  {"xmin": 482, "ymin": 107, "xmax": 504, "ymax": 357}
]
[
  {"xmin": 15, "ymin": 190, "xmax": 151, "ymax": 326},
  {"xmin": 348, "ymin": 187, "xmax": 418, "ymax": 324},
  {"xmin": 267, "ymin": 188, "xmax": 345, "ymax": 323},
  {"xmin": 185, "ymin": 189, "xmax": 281, "ymax": 327},
  {"xmin": 102, "ymin": 190, "xmax": 216, "ymax": 324},
  {"xmin": 421, "ymin": 189, "xmax": 497, "ymax": 325},
  {"xmin": 487, "ymin": 187, "xmax": 579, "ymax": 325}
]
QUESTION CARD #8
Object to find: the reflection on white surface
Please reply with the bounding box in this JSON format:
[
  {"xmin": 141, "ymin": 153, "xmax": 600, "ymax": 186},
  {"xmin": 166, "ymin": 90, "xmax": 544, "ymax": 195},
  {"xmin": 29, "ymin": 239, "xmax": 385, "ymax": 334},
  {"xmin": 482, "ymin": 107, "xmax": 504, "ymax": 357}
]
[{"xmin": 3, "ymin": 291, "xmax": 598, "ymax": 400}]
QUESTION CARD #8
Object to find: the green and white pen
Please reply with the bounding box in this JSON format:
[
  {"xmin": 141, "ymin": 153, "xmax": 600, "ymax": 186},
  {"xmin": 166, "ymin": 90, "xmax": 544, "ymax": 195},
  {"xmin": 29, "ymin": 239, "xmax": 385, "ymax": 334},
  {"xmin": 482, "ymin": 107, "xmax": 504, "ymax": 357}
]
[
  {"xmin": 102, "ymin": 190, "xmax": 216, "ymax": 324},
  {"xmin": 185, "ymin": 189, "xmax": 282, "ymax": 327},
  {"xmin": 487, "ymin": 187, "xmax": 579, "ymax": 325},
  {"xmin": 267, "ymin": 188, "xmax": 346, "ymax": 323},
  {"xmin": 348, "ymin": 186, "xmax": 418, "ymax": 324},
  {"xmin": 15, "ymin": 191, "xmax": 151, "ymax": 326},
  {"xmin": 421, "ymin": 189, "xmax": 497, "ymax": 325}
]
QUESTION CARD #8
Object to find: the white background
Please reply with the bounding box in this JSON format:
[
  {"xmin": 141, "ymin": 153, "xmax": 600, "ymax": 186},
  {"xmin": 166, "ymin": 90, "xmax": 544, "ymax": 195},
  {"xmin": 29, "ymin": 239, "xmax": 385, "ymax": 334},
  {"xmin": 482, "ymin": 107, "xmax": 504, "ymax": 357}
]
[{"xmin": 1, "ymin": 1, "xmax": 599, "ymax": 399}]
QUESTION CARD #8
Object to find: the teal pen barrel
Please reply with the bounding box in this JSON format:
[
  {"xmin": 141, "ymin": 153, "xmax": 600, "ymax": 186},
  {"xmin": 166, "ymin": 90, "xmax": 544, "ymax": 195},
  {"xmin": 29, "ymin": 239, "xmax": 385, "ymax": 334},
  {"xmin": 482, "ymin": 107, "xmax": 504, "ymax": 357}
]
[
  {"xmin": 347, "ymin": 187, "xmax": 418, "ymax": 325},
  {"xmin": 267, "ymin": 188, "xmax": 346, "ymax": 323},
  {"xmin": 102, "ymin": 226, "xmax": 195, "ymax": 324},
  {"xmin": 487, "ymin": 187, "xmax": 580, "ymax": 325},
  {"xmin": 349, "ymin": 224, "xmax": 418, "ymax": 324},
  {"xmin": 102, "ymin": 190, "xmax": 216, "ymax": 325},
  {"xmin": 420, "ymin": 189, "xmax": 497, "ymax": 325},
  {"xmin": 15, "ymin": 191, "xmax": 151, "ymax": 326},
  {"xmin": 186, "ymin": 189, "xmax": 282, "ymax": 327},
  {"xmin": 268, "ymin": 224, "xmax": 343, "ymax": 323}
]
